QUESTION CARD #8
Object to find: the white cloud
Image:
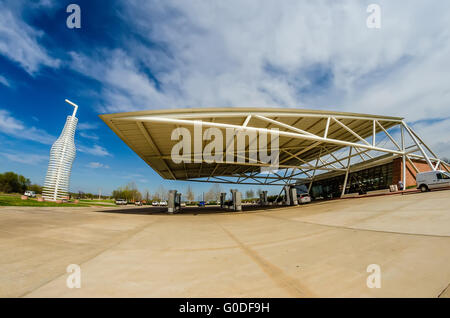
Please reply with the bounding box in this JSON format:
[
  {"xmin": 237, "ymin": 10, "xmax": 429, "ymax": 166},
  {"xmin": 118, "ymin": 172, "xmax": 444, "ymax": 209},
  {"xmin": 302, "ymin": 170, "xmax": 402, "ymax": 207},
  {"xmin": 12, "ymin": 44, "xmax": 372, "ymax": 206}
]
[
  {"xmin": 79, "ymin": 131, "xmax": 99, "ymax": 141},
  {"xmin": 0, "ymin": 4, "xmax": 60, "ymax": 75},
  {"xmin": 122, "ymin": 173, "xmax": 144, "ymax": 178},
  {"xmin": 86, "ymin": 162, "xmax": 110, "ymax": 169},
  {"xmin": 78, "ymin": 122, "xmax": 99, "ymax": 130},
  {"xmin": 70, "ymin": 50, "xmax": 173, "ymax": 113},
  {"xmin": 67, "ymin": 1, "xmax": 450, "ymax": 158},
  {"xmin": 68, "ymin": 1, "xmax": 450, "ymax": 113},
  {"xmin": 0, "ymin": 109, "xmax": 55, "ymax": 144},
  {"xmin": 410, "ymin": 118, "xmax": 450, "ymax": 159},
  {"xmin": 78, "ymin": 144, "xmax": 112, "ymax": 157},
  {"xmin": 1, "ymin": 152, "xmax": 48, "ymax": 165},
  {"xmin": 0, "ymin": 75, "xmax": 11, "ymax": 87}
]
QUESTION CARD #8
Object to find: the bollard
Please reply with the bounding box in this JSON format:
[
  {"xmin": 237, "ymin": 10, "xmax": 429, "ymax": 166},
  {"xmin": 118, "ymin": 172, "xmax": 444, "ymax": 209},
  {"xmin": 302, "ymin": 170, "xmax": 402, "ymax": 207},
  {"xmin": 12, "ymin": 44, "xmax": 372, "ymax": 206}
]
[
  {"xmin": 290, "ymin": 187, "xmax": 298, "ymax": 205},
  {"xmin": 230, "ymin": 189, "xmax": 242, "ymax": 211},
  {"xmin": 284, "ymin": 185, "xmax": 291, "ymax": 205},
  {"xmin": 176, "ymin": 192, "xmax": 182, "ymax": 212},
  {"xmin": 259, "ymin": 190, "xmax": 268, "ymax": 206},
  {"xmin": 168, "ymin": 190, "xmax": 177, "ymax": 213},
  {"xmin": 220, "ymin": 193, "xmax": 227, "ymax": 209}
]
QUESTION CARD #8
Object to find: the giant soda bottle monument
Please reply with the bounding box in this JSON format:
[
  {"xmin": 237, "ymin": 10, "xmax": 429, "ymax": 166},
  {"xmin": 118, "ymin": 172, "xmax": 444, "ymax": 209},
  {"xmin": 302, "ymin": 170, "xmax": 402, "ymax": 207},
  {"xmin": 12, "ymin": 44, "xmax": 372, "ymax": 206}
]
[{"xmin": 42, "ymin": 99, "xmax": 78, "ymax": 201}]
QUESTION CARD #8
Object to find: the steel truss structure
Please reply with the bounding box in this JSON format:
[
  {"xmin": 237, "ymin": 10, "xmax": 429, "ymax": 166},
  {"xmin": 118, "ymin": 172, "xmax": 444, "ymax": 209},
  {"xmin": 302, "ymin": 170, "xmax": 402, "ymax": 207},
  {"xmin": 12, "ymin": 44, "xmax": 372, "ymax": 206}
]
[{"xmin": 100, "ymin": 108, "xmax": 449, "ymax": 196}]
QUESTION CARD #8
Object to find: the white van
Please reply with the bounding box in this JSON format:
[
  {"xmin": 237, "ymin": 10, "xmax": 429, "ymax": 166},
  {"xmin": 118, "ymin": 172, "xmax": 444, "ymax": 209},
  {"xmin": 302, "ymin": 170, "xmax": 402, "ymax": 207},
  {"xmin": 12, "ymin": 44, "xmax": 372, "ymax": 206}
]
[
  {"xmin": 24, "ymin": 190, "xmax": 36, "ymax": 198},
  {"xmin": 416, "ymin": 170, "xmax": 450, "ymax": 192}
]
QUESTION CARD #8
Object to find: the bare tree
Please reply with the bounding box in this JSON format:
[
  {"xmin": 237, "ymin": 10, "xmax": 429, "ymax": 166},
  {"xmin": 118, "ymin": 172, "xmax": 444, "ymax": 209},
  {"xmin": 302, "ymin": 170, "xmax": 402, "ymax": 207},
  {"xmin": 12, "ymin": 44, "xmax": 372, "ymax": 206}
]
[
  {"xmin": 112, "ymin": 182, "xmax": 142, "ymax": 201},
  {"xmin": 205, "ymin": 184, "xmax": 223, "ymax": 202},
  {"xmin": 257, "ymin": 189, "xmax": 263, "ymax": 197},
  {"xmin": 156, "ymin": 185, "xmax": 167, "ymax": 201},
  {"xmin": 245, "ymin": 189, "xmax": 255, "ymax": 199},
  {"xmin": 186, "ymin": 185, "xmax": 195, "ymax": 202}
]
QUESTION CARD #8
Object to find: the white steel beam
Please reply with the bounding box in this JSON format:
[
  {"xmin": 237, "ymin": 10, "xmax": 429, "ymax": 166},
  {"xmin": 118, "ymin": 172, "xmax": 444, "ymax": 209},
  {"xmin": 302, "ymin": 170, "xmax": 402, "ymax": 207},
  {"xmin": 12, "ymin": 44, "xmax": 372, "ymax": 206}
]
[
  {"xmin": 254, "ymin": 115, "xmax": 317, "ymax": 137},
  {"xmin": 372, "ymin": 120, "xmax": 376, "ymax": 147},
  {"xmin": 341, "ymin": 147, "xmax": 353, "ymax": 198},
  {"xmin": 331, "ymin": 117, "xmax": 371, "ymax": 146},
  {"xmin": 376, "ymin": 120, "xmax": 401, "ymax": 151},
  {"xmin": 137, "ymin": 122, "xmax": 176, "ymax": 180},
  {"xmin": 406, "ymin": 155, "xmax": 420, "ymax": 174},
  {"xmin": 151, "ymin": 111, "xmax": 403, "ymax": 123},
  {"xmin": 409, "ymin": 126, "xmax": 439, "ymax": 159},
  {"xmin": 121, "ymin": 116, "xmax": 405, "ymax": 155},
  {"xmin": 401, "ymin": 125, "xmax": 406, "ymax": 189},
  {"xmin": 323, "ymin": 117, "xmax": 331, "ymax": 139},
  {"xmin": 402, "ymin": 121, "xmax": 435, "ymax": 170}
]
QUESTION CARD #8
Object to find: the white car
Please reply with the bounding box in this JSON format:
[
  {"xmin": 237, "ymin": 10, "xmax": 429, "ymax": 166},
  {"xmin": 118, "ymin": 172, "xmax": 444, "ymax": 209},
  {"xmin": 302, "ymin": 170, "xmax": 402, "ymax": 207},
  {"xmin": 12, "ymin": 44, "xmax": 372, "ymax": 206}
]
[
  {"xmin": 24, "ymin": 190, "xmax": 36, "ymax": 198},
  {"xmin": 298, "ymin": 193, "xmax": 311, "ymax": 204},
  {"xmin": 159, "ymin": 201, "xmax": 168, "ymax": 206},
  {"xmin": 416, "ymin": 170, "xmax": 450, "ymax": 192},
  {"xmin": 115, "ymin": 199, "xmax": 127, "ymax": 205},
  {"xmin": 152, "ymin": 201, "xmax": 159, "ymax": 206}
]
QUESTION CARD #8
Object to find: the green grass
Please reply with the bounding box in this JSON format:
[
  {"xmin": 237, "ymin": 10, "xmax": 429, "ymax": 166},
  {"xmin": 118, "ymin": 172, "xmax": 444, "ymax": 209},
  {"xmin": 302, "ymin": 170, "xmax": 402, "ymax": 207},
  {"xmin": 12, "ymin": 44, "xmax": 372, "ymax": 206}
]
[
  {"xmin": 79, "ymin": 199, "xmax": 115, "ymax": 204},
  {"xmin": 0, "ymin": 194, "xmax": 117, "ymax": 207}
]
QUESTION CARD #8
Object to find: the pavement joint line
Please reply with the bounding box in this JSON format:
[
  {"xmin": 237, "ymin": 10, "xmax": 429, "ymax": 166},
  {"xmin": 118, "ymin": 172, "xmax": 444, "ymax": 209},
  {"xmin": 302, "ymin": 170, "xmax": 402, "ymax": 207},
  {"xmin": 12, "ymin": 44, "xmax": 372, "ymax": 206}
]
[
  {"xmin": 168, "ymin": 226, "xmax": 331, "ymax": 252},
  {"xmin": 438, "ymin": 282, "xmax": 450, "ymax": 298},
  {"xmin": 208, "ymin": 216, "xmax": 316, "ymax": 298},
  {"xmin": 257, "ymin": 213, "xmax": 450, "ymax": 238},
  {"xmin": 19, "ymin": 218, "xmax": 163, "ymax": 298}
]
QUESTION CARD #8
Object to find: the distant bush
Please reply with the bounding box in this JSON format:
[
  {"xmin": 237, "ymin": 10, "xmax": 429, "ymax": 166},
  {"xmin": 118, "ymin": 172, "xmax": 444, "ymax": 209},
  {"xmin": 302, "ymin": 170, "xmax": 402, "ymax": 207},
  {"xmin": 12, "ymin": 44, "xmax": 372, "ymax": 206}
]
[
  {"xmin": 267, "ymin": 195, "xmax": 284, "ymax": 203},
  {"xmin": 28, "ymin": 184, "xmax": 43, "ymax": 194},
  {"xmin": 0, "ymin": 172, "xmax": 31, "ymax": 194},
  {"xmin": 112, "ymin": 182, "xmax": 142, "ymax": 201}
]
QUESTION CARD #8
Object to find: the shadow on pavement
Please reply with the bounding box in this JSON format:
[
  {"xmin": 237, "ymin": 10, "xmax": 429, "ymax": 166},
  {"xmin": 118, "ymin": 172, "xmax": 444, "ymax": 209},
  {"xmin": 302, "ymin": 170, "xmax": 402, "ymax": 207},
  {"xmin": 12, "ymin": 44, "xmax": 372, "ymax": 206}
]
[{"xmin": 95, "ymin": 204, "xmax": 286, "ymax": 215}]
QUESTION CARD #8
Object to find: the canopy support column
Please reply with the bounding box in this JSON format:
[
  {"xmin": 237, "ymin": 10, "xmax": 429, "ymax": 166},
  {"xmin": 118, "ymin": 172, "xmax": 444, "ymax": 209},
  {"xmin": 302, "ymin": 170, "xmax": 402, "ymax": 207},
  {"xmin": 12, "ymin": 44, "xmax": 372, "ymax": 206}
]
[{"xmin": 341, "ymin": 147, "xmax": 353, "ymax": 198}]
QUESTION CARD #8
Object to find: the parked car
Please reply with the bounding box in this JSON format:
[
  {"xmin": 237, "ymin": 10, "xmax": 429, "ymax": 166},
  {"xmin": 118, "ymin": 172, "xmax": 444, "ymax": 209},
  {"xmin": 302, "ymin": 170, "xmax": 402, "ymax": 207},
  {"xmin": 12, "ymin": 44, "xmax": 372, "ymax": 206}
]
[
  {"xmin": 198, "ymin": 201, "xmax": 206, "ymax": 207},
  {"xmin": 298, "ymin": 193, "xmax": 311, "ymax": 204},
  {"xmin": 416, "ymin": 170, "xmax": 450, "ymax": 192},
  {"xmin": 152, "ymin": 201, "xmax": 159, "ymax": 206},
  {"xmin": 115, "ymin": 198, "xmax": 127, "ymax": 205},
  {"xmin": 24, "ymin": 190, "xmax": 36, "ymax": 198},
  {"xmin": 159, "ymin": 200, "xmax": 168, "ymax": 206},
  {"xmin": 134, "ymin": 201, "xmax": 143, "ymax": 206}
]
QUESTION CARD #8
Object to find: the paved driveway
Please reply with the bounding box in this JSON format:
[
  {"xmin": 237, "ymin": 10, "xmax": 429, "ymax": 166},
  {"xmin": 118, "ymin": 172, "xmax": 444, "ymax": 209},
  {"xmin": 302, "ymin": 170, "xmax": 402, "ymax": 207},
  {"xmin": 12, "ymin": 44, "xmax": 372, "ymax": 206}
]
[{"xmin": 1, "ymin": 190, "xmax": 449, "ymax": 297}]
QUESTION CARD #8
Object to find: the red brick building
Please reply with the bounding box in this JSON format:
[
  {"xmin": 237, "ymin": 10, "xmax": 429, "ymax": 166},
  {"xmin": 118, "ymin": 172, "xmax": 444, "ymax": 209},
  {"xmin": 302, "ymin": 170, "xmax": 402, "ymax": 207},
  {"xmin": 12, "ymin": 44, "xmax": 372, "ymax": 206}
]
[
  {"xmin": 392, "ymin": 158, "xmax": 449, "ymax": 188},
  {"xmin": 303, "ymin": 155, "xmax": 450, "ymax": 198}
]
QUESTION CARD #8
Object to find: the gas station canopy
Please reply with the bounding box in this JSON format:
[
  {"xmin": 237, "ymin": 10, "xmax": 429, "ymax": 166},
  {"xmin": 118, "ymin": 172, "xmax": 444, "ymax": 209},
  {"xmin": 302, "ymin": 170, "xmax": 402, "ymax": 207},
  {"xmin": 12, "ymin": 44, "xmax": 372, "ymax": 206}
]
[{"xmin": 99, "ymin": 108, "xmax": 440, "ymax": 186}]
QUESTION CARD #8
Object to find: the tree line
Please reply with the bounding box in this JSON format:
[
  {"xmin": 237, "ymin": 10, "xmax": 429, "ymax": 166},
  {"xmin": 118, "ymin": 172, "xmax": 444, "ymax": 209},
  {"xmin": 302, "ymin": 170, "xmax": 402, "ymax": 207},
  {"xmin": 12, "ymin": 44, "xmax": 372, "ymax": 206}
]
[
  {"xmin": 0, "ymin": 171, "xmax": 42, "ymax": 194},
  {"xmin": 110, "ymin": 182, "xmax": 263, "ymax": 203}
]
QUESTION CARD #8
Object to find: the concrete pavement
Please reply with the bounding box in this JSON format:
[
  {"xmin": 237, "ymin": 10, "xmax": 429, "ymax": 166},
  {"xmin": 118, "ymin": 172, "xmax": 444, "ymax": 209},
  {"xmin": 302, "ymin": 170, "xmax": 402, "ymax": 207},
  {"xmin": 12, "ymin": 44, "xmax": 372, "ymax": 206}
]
[{"xmin": 0, "ymin": 190, "xmax": 449, "ymax": 297}]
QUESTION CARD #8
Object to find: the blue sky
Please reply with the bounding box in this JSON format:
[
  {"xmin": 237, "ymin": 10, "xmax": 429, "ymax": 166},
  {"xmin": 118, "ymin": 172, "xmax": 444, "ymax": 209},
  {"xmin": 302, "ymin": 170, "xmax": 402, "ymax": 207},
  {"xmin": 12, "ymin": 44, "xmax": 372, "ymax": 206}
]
[{"xmin": 1, "ymin": 0, "xmax": 449, "ymax": 196}]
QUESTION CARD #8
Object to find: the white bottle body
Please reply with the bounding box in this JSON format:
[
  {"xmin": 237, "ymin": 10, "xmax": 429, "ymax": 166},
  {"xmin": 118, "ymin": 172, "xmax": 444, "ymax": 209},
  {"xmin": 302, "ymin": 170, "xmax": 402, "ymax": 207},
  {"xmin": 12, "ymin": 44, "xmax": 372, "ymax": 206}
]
[{"xmin": 43, "ymin": 116, "xmax": 77, "ymax": 201}]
